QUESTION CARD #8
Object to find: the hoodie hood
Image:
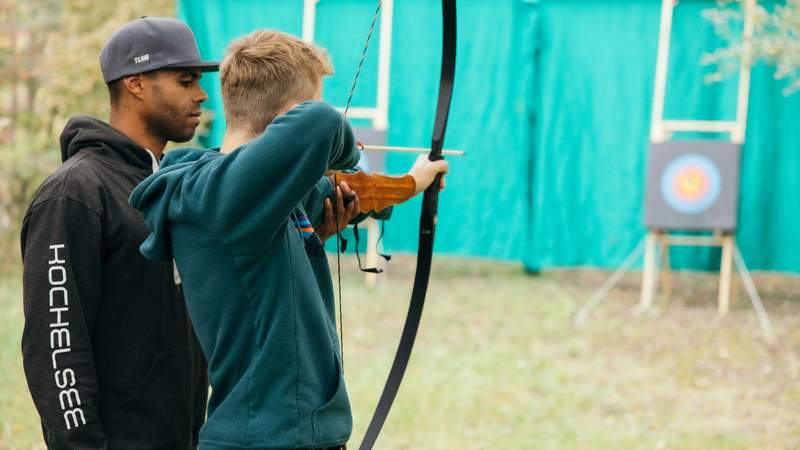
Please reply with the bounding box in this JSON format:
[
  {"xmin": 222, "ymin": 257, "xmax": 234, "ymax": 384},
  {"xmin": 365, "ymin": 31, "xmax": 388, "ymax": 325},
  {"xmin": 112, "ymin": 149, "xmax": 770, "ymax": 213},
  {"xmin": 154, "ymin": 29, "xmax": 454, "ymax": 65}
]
[
  {"xmin": 59, "ymin": 115, "xmax": 152, "ymax": 170},
  {"xmin": 130, "ymin": 147, "xmax": 216, "ymax": 262}
]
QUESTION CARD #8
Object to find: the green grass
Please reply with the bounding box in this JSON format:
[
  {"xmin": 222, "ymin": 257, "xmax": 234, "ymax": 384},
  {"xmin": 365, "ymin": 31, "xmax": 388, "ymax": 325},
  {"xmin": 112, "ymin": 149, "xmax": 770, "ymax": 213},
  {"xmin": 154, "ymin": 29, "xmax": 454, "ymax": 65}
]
[
  {"xmin": 0, "ymin": 270, "xmax": 44, "ymax": 450},
  {"xmin": 2, "ymin": 257, "xmax": 799, "ymax": 449}
]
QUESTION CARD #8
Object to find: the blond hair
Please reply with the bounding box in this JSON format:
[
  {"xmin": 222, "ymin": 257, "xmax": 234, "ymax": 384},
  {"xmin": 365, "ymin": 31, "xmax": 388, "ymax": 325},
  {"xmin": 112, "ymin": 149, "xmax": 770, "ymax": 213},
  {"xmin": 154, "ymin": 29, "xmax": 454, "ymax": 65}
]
[{"xmin": 220, "ymin": 30, "xmax": 333, "ymax": 134}]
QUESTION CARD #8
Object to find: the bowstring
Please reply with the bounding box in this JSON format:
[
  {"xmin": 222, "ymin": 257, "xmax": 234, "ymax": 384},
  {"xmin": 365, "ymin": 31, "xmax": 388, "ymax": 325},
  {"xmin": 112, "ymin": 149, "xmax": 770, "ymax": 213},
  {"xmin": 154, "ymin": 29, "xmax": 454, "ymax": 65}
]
[
  {"xmin": 344, "ymin": 0, "xmax": 382, "ymax": 116},
  {"xmin": 337, "ymin": 0, "xmax": 382, "ymax": 368},
  {"xmin": 332, "ymin": 174, "xmax": 344, "ymax": 369}
]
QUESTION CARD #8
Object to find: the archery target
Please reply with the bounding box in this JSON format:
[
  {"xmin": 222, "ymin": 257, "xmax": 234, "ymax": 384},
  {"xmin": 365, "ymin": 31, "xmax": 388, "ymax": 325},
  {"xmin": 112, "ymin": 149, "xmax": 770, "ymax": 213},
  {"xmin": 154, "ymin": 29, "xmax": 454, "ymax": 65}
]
[
  {"xmin": 660, "ymin": 154, "xmax": 721, "ymax": 214},
  {"xmin": 644, "ymin": 141, "xmax": 740, "ymax": 231}
]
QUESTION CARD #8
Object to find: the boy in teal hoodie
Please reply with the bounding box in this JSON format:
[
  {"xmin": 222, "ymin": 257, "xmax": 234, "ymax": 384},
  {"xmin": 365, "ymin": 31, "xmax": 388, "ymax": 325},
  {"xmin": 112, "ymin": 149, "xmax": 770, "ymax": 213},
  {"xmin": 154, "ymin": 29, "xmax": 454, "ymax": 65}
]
[{"xmin": 130, "ymin": 30, "xmax": 447, "ymax": 450}]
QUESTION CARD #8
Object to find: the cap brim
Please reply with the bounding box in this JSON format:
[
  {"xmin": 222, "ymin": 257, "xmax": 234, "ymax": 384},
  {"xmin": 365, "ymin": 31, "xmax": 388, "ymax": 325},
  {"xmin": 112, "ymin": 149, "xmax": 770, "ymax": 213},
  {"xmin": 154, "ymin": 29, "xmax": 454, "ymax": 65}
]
[{"xmin": 162, "ymin": 60, "xmax": 220, "ymax": 72}]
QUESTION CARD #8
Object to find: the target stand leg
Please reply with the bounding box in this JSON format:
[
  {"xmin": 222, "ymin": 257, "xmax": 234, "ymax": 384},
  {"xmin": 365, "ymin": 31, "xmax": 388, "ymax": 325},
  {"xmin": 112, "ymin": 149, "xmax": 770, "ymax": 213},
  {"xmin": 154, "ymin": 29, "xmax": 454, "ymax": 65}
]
[
  {"xmin": 731, "ymin": 268, "xmax": 740, "ymax": 307},
  {"xmin": 733, "ymin": 246, "xmax": 774, "ymax": 339},
  {"xmin": 639, "ymin": 231, "xmax": 660, "ymax": 312},
  {"xmin": 574, "ymin": 237, "xmax": 646, "ymax": 327},
  {"xmin": 364, "ymin": 218, "xmax": 381, "ymax": 286},
  {"xmin": 718, "ymin": 233, "xmax": 735, "ymax": 316},
  {"xmin": 659, "ymin": 233, "xmax": 673, "ymax": 304}
]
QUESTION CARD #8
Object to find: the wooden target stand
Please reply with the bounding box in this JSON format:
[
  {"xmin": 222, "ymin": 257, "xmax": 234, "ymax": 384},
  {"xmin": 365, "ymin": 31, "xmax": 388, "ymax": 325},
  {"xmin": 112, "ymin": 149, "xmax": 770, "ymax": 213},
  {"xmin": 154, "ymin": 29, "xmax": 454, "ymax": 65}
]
[
  {"xmin": 304, "ymin": 0, "xmax": 395, "ymax": 285},
  {"xmin": 576, "ymin": 0, "xmax": 772, "ymax": 336}
]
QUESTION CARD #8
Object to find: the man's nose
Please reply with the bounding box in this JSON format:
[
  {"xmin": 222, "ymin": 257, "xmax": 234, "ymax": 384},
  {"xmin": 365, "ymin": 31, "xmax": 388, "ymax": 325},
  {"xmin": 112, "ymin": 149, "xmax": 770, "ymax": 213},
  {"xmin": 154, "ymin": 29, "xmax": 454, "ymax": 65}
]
[{"xmin": 195, "ymin": 86, "xmax": 209, "ymax": 103}]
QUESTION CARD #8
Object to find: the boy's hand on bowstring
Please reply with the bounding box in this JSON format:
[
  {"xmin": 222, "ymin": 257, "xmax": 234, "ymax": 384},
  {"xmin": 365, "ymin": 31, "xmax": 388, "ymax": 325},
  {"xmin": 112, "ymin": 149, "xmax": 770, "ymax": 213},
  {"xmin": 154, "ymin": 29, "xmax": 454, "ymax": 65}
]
[
  {"xmin": 317, "ymin": 181, "xmax": 361, "ymax": 242},
  {"xmin": 408, "ymin": 154, "xmax": 449, "ymax": 195}
]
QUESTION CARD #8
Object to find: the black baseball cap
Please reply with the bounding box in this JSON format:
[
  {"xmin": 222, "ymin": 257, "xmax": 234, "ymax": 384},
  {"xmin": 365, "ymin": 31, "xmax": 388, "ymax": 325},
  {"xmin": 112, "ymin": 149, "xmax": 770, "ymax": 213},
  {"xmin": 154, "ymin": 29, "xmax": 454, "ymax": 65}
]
[{"xmin": 100, "ymin": 16, "xmax": 219, "ymax": 83}]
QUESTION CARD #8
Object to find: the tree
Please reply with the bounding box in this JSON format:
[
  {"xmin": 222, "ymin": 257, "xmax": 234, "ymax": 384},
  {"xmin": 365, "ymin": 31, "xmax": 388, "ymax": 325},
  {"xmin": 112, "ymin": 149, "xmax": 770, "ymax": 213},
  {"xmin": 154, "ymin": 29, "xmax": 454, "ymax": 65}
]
[
  {"xmin": 0, "ymin": 0, "xmax": 173, "ymax": 267},
  {"xmin": 704, "ymin": 0, "xmax": 800, "ymax": 94}
]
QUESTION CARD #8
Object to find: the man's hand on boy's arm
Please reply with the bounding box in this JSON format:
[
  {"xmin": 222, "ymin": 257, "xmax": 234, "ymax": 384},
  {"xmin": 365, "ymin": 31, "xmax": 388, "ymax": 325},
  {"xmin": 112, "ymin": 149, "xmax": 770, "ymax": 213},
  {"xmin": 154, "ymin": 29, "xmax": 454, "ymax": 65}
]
[{"xmin": 317, "ymin": 181, "xmax": 361, "ymax": 242}]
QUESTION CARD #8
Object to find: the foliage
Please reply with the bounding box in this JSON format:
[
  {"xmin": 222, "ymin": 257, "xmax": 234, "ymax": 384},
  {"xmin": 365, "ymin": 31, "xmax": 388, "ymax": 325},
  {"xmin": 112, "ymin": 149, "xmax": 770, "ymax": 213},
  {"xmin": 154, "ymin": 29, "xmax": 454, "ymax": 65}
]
[
  {"xmin": 0, "ymin": 0, "xmax": 174, "ymax": 267},
  {"xmin": 704, "ymin": 0, "xmax": 800, "ymax": 94}
]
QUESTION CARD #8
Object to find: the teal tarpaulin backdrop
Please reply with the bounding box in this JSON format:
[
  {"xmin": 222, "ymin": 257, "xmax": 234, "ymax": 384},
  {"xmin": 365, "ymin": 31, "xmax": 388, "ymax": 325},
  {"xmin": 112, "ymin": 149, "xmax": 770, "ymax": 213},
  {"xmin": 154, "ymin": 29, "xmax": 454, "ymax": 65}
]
[{"xmin": 179, "ymin": 0, "xmax": 800, "ymax": 273}]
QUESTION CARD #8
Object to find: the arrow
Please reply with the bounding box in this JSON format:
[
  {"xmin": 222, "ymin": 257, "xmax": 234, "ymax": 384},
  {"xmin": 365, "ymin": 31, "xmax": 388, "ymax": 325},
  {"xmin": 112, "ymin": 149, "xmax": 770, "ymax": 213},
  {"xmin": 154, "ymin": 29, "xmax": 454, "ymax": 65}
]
[{"xmin": 360, "ymin": 145, "xmax": 465, "ymax": 157}]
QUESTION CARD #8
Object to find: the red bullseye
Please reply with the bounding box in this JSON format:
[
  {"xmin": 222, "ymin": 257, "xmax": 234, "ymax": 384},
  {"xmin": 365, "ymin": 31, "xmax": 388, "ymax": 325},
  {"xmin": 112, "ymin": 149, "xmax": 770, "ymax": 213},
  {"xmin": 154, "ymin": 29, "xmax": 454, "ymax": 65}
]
[
  {"xmin": 672, "ymin": 166, "xmax": 710, "ymax": 202},
  {"xmin": 660, "ymin": 154, "xmax": 722, "ymax": 215},
  {"xmin": 648, "ymin": 143, "xmax": 738, "ymax": 229}
]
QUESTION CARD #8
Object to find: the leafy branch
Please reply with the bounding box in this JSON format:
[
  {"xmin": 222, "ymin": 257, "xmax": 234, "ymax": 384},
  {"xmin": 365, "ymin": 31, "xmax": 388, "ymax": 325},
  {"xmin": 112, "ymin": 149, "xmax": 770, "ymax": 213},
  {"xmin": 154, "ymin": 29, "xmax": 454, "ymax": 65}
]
[{"xmin": 704, "ymin": 0, "xmax": 800, "ymax": 94}]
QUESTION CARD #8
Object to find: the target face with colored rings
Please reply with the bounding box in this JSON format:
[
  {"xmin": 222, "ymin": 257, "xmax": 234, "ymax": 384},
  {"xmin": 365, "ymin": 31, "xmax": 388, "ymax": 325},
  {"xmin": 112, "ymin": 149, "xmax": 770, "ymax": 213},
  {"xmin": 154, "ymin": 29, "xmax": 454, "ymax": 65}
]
[{"xmin": 660, "ymin": 154, "xmax": 721, "ymax": 214}]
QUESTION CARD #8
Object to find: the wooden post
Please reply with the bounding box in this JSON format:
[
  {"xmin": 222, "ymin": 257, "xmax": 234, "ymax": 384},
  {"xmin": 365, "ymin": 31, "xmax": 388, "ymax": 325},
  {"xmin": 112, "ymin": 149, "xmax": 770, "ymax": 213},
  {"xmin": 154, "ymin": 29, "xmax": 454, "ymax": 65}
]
[
  {"xmin": 374, "ymin": 0, "xmax": 394, "ymax": 131},
  {"xmin": 639, "ymin": 231, "xmax": 660, "ymax": 310},
  {"xmin": 718, "ymin": 234, "xmax": 735, "ymax": 315},
  {"xmin": 659, "ymin": 233, "xmax": 673, "ymax": 301},
  {"xmin": 732, "ymin": 0, "xmax": 755, "ymax": 144},
  {"xmin": 365, "ymin": 218, "xmax": 381, "ymax": 286},
  {"xmin": 301, "ymin": 0, "xmax": 318, "ymax": 42},
  {"xmin": 650, "ymin": 0, "xmax": 676, "ymax": 143}
]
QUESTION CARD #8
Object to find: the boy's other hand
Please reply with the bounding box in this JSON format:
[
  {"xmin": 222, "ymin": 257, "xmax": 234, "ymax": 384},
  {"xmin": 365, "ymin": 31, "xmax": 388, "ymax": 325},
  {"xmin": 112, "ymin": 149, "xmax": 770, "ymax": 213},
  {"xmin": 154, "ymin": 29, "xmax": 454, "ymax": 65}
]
[
  {"xmin": 408, "ymin": 154, "xmax": 449, "ymax": 194},
  {"xmin": 317, "ymin": 181, "xmax": 361, "ymax": 242}
]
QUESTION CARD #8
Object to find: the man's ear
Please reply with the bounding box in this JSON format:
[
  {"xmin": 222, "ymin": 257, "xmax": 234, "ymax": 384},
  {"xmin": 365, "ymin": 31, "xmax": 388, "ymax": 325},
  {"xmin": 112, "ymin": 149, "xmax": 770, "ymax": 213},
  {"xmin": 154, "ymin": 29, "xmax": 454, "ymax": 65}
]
[{"xmin": 122, "ymin": 74, "xmax": 147, "ymax": 100}]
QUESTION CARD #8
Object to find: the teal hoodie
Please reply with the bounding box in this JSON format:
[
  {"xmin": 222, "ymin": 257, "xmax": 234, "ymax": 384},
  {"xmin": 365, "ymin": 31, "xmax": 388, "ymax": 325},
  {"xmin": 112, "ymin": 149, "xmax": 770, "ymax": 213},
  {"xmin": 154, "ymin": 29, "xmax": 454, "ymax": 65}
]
[{"xmin": 130, "ymin": 101, "xmax": 360, "ymax": 450}]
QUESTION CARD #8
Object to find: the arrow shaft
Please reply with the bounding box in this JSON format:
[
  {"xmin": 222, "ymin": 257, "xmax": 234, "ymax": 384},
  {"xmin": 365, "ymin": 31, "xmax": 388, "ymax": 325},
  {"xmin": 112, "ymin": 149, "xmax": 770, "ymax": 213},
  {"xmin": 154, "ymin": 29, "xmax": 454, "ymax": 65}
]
[{"xmin": 360, "ymin": 145, "xmax": 464, "ymax": 157}]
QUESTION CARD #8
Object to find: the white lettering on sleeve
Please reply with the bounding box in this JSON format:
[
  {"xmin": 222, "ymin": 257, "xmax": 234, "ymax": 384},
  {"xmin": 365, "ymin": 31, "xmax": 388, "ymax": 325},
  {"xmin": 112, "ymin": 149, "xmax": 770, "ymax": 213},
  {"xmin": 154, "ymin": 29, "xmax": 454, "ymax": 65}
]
[
  {"xmin": 55, "ymin": 369, "xmax": 76, "ymax": 389},
  {"xmin": 58, "ymin": 388, "xmax": 81, "ymax": 409},
  {"xmin": 49, "ymin": 286, "xmax": 68, "ymax": 307},
  {"xmin": 47, "ymin": 243, "xmax": 85, "ymax": 430},
  {"xmin": 64, "ymin": 408, "xmax": 87, "ymax": 430},
  {"xmin": 48, "ymin": 244, "xmax": 65, "ymax": 264},
  {"xmin": 50, "ymin": 328, "xmax": 71, "ymax": 348}
]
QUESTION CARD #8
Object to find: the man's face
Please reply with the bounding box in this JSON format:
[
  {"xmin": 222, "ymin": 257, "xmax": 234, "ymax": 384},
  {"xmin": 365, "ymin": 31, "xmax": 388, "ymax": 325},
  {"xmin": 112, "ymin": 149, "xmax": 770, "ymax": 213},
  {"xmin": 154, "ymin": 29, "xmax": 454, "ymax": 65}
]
[{"xmin": 142, "ymin": 69, "xmax": 208, "ymax": 143}]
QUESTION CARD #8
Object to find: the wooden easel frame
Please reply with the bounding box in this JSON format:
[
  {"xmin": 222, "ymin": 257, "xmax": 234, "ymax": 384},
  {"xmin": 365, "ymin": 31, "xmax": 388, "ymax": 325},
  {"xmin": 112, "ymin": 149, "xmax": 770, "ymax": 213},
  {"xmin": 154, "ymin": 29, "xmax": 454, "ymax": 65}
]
[
  {"xmin": 639, "ymin": 231, "xmax": 736, "ymax": 314},
  {"xmin": 650, "ymin": 0, "xmax": 754, "ymax": 146},
  {"xmin": 642, "ymin": 0, "xmax": 754, "ymax": 315},
  {"xmin": 303, "ymin": 0, "xmax": 394, "ymax": 284},
  {"xmin": 576, "ymin": 0, "xmax": 772, "ymax": 336}
]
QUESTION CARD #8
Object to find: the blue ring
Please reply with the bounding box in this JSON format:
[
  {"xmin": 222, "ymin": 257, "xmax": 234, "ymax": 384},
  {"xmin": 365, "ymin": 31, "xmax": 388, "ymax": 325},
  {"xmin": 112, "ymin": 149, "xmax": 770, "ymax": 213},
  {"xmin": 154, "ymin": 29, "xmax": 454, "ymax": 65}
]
[{"xmin": 660, "ymin": 154, "xmax": 721, "ymax": 214}]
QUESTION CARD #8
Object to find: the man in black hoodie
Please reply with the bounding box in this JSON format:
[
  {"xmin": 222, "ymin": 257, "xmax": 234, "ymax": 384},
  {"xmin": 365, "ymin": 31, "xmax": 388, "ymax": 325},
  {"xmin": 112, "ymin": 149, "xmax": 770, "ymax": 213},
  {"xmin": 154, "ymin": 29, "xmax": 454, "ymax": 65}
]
[{"xmin": 19, "ymin": 17, "xmax": 217, "ymax": 449}]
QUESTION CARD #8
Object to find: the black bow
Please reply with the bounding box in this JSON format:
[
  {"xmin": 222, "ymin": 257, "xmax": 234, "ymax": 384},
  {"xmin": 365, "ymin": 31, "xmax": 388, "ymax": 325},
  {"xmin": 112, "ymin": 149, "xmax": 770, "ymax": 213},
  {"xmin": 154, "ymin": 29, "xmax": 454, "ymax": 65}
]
[{"xmin": 357, "ymin": 1, "xmax": 457, "ymax": 449}]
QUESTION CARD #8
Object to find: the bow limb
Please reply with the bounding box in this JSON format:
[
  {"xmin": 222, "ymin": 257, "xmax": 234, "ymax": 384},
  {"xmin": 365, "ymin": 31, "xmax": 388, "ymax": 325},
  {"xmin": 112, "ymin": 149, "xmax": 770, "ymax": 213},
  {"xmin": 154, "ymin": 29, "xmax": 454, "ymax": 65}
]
[{"xmin": 358, "ymin": 1, "xmax": 456, "ymax": 449}]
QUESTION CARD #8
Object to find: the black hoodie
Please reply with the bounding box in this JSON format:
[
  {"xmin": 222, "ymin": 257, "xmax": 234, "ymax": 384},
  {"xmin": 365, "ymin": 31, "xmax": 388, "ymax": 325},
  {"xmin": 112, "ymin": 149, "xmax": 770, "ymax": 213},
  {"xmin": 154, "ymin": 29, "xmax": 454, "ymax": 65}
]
[{"xmin": 20, "ymin": 116, "xmax": 208, "ymax": 449}]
